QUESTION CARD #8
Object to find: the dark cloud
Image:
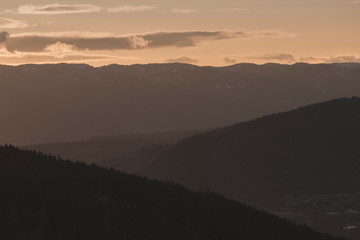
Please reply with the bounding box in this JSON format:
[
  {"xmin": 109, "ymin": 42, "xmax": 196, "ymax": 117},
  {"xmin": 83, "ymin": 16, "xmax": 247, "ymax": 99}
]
[
  {"xmin": 2, "ymin": 29, "xmax": 297, "ymax": 53},
  {"xmin": 165, "ymin": 56, "xmax": 198, "ymax": 64},
  {"xmin": 224, "ymin": 57, "xmax": 237, "ymax": 64},
  {"xmin": 3, "ymin": 32, "xmax": 134, "ymax": 52},
  {"xmin": 0, "ymin": 32, "xmax": 9, "ymax": 43}
]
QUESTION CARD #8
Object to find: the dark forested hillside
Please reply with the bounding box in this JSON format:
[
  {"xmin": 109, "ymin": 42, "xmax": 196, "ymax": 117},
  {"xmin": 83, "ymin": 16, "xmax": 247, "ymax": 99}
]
[
  {"xmin": 140, "ymin": 97, "xmax": 360, "ymax": 201},
  {"xmin": 0, "ymin": 145, "xmax": 343, "ymax": 240},
  {"xmin": 2, "ymin": 62, "xmax": 360, "ymax": 145}
]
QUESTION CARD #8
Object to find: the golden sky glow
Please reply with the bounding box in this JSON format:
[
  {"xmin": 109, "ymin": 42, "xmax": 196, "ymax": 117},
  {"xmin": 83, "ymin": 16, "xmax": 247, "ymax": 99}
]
[{"xmin": 0, "ymin": 0, "xmax": 359, "ymax": 66}]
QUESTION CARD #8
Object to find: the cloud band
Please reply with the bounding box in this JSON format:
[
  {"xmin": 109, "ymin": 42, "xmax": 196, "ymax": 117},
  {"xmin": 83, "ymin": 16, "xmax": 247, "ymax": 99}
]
[
  {"xmin": 16, "ymin": 4, "xmax": 101, "ymax": 14},
  {"xmin": 1, "ymin": 29, "xmax": 298, "ymax": 52}
]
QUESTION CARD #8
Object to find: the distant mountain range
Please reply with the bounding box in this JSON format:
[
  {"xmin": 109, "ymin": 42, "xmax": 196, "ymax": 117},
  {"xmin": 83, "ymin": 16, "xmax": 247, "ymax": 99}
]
[
  {"xmin": 139, "ymin": 97, "xmax": 360, "ymax": 201},
  {"xmin": 27, "ymin": 97, "xmax": 360, "ymax": 200},
  {"xmin": 2, "ymin": 62, "xmax": 360, "ymax": 144},
  {"xmin": 0, "ymin": 145, "xmax": 343, "ymax": 240},
  {"xmin": 26, "ymin": 97, "xmax": 360, "ymax": 240}
]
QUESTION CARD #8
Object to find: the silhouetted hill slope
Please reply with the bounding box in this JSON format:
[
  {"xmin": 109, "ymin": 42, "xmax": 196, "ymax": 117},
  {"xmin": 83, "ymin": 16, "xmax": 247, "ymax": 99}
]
[
  {"xmin": 2, "ymin": 62, "xmax": 360, "ymax": 144},
  {"xmin": 140, "ymin": 97, "xmax": 360, "ymax": 201},
  {"xmin": 24, "ymin": 130, "xmax": 207, "ymax": 173},
  {"xmin": 0, "ymin": 145, "xmax": 343, "ymax": 240}
]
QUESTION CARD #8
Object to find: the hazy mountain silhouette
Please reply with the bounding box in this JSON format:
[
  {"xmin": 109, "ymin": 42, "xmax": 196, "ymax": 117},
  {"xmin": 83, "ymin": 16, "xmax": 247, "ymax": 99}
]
[
  {"xmin": 0, "ymin": 145, "xmax": 344, "ymax": 240},
  {"xmin": 136, "ymin": 97, "xmax": 360, "ymax": 240},
  {"xmin": 23, "ymin": 97, "xmax": 360, "ymax": 239},
  {"xmin": 24, "ymin": 130, "xmax": 207, "ymax": 172},
  {"xmin": 140, "ymin": 97, "xmax": 360, "ymax": 202},
  {"xmin": 2, "ymin": 62, "xmax": 360, "ymax": 144},
  {"xmin": 28, "ymin": 98, "xmax": 360, "ymax": 202}
]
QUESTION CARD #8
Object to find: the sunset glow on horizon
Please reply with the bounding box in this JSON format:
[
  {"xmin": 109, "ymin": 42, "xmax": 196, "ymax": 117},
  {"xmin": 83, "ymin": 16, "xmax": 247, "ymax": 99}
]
[{"xmin": 0, "ymin": 0, "xmax": 359, "ymax": 66}]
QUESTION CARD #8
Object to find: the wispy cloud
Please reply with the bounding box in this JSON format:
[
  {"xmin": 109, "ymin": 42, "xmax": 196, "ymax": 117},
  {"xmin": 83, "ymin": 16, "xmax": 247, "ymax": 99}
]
[
  {"xmin": 0, "ymin": 17, "xmax": 28, "ymax": 29},
  {"xmin": 219, "ymin": 8, "xmax": 246, "ymax": 12},
  {"xmin": 171, "ymin": 8, "xmax": 196, "ymax": 14},
  {"xmin": 246, "ymin": 53, "xmax": 296, "ymax": 63},
  {"xmin": 246, "ymin": 30, "xmax": 299, "ymax": 38},
  {"xmin": 299, "ymin": 55, "xmax": 360, "ymax": 63},
  {"xmin": 165, "ymin": 56, "xmax": 198, "ymax": 64},
  {"xmin": 14, "ymin": 4, "xmax": 101, "ymax": 15},
  {"xmin": 44, "ymin": 41, "xmax": 78, "ymax": 54},
  {"xmin": 127, "ymin": 36, "xmax": 151, "ymax": 48},
  {"xmin": 0, "ymin": 42, "xmax": 131, "ymax": 64},
  {"xmin": 347, "ymin": 0, "xmax": 360, "ymax": 4},
  {"xmin": 42, "ymin": 21, "xmax": 55, "ymax": 26},
  {"xmin": 0, "ymin": 29, "xmax": 298, "ymax": 53},
  {"xmin": 108, "ymin": 5, "xmax": 156, "ymax": 13},
  {"xmin": 243, "ymin": 53, "xmax": 360, "ymax": 64},
  {"xmin": 0, "ymin": 51, "xmax": 128, "ymax": 64}
]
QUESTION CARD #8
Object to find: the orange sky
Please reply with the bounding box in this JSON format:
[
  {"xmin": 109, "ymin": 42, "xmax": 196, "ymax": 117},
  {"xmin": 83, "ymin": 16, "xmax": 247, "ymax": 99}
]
[{"xmin": 0, "ymin": 0, "xmax": 359, "ymax": 66}]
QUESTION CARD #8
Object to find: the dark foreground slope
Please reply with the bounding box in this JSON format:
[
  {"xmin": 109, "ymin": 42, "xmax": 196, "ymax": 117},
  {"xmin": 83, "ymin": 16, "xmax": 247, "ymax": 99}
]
[
  {"xmin": 140, "ymin": 97, "xmax": 360, "ymax": 202},
  {"xmin": 2, "ymin": 62, "xmax": 360, "ymax": 145},
  {"xmin": 0, "ymin": 145, "xmax": 343, "ymax": 240}
]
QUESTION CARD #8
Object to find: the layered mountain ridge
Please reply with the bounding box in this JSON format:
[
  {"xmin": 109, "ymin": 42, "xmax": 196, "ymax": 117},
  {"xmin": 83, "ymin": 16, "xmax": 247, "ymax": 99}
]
[{"xmin": 2, "ymin": 62, "xmax": 360, "ymax": 144}]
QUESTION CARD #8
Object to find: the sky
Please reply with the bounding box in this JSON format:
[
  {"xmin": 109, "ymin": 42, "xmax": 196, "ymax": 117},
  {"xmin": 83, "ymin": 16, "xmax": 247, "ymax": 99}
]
[{"xmin": 0, "ymin": 0, "xmax": 359, "ymax": 66}]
